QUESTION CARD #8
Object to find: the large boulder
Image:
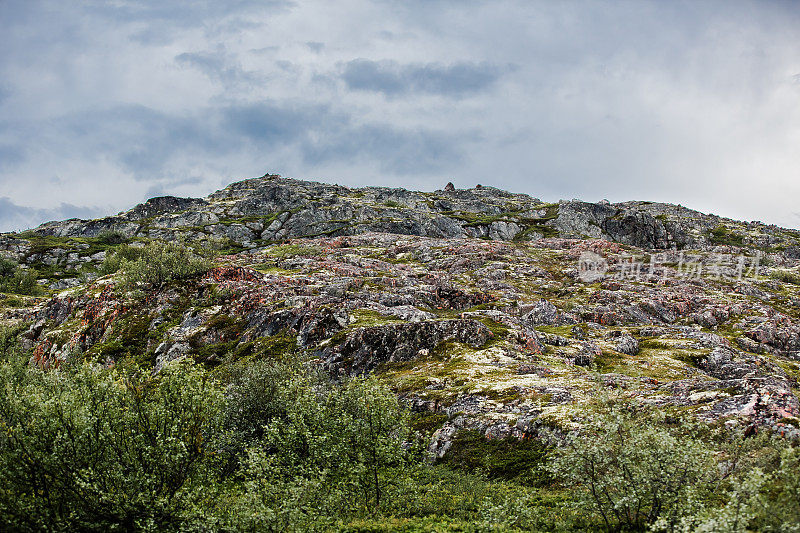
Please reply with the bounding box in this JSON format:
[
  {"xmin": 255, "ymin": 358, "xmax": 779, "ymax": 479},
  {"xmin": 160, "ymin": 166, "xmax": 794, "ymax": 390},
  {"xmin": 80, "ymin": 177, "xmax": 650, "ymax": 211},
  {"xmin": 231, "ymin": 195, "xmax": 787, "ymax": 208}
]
[{"xmin": 321, "ymin": 319, "xmax": 491, "ymax": 374}]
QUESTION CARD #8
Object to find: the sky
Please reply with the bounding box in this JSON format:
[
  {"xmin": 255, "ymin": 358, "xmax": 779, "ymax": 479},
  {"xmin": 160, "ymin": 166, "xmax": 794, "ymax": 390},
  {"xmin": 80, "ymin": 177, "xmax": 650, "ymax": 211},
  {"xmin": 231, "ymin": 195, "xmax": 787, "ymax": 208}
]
[{"xmin": 1, "ymin": 0, "xmax": 799, "ymax": 232}]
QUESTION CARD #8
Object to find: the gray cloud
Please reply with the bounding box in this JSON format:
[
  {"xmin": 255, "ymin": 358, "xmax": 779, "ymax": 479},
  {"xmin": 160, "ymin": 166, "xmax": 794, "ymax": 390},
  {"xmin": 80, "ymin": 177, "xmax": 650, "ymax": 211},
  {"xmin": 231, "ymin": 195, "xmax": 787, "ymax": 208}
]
[
  {"xmin": 55, "ymin": 105, "xmax": 234, "ymax": 177},
  {"xmin": 223, "ymin": 102, "xmax": 467, "ymax": 174},
  {"xmin": 0, "ymin": 145, "xmax": 25, "ymax": 170},
  {"xmin": 0, "ymin": 197, "xmax": 105, "ymax": 233},
  {"xmin": 1, "ymin": 0, "xmax": 800, "ymax": 231},
  {"xmin": 175, "ymin": 47, "xmax": 262, "ymax": 86},
  {"xmin": 301, "ymin": 124, "xmax": 466, "ymax": 175},
  {"xmin": 341, "ymin": 59, "xmax": 509, "ymax": 97}
]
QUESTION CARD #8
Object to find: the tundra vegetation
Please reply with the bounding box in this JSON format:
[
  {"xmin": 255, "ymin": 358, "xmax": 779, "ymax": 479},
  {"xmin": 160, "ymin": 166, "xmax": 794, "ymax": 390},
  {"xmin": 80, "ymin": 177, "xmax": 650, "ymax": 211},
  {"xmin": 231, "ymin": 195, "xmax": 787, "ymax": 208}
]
[
  {"xmin": 3, "ymin": 176, "xmax": 800, "ymax": 531},
  {"xmin": 0, "ymin": 324, "xmax": 799, "ymax": 532}
]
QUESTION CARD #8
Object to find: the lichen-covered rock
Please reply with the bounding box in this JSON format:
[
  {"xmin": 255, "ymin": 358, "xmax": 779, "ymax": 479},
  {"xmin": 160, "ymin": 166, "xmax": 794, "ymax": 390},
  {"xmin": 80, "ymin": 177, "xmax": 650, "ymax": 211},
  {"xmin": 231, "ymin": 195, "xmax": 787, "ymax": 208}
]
[
  {"xmin": 574, "ymin": 341, "xmax": 601, "ymax": 366},
  {"xmin": 522, "ymin": 299, "xmax": 559, "ymax": 326},
  {"xmin": 7, "ymin": 172, "xmax": 800, "ymax": 448},
  {"xmin": 321, "ymin": 319, "xmax": 491, "ymax": 375},
  {"xmin": 615, "ymin": 334, "xmax": 640, "ymax": 355}
]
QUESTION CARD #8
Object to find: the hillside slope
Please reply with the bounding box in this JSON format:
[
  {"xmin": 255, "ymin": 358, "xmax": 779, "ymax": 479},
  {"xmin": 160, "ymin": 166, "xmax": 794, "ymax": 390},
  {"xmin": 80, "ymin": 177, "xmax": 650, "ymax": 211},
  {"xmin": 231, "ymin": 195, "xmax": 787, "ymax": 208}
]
[{"xmin": 2, "ymin": 173, "xmax": 800, "ymax": 450}]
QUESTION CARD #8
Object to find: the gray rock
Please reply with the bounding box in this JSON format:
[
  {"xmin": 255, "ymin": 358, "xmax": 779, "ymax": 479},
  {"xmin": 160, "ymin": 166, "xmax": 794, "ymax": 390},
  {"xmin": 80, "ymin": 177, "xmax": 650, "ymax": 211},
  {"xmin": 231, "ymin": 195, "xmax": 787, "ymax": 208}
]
[
  {"xmin": 522, "ymin": 299, "xmax": 559, "ymax": 326},
  {"xmin": 574, "ymin": 341, "xmax": 601, "ymax": 366},
  {"xmin": 154, "ymin": 342, "xmax": 191, "ymax": 372},
  {"xmin": 616, "ymin": 334, "xmax": 640, "ymax": 355},
  {"xmin": 322, "ymin": 319, "xmax": 491, "ymax": 374}
]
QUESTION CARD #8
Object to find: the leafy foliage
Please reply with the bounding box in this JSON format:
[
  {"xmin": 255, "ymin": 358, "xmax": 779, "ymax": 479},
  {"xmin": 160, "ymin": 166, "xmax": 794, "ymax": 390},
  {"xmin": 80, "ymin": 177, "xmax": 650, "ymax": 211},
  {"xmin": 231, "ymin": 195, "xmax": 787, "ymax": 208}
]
[
  {"xmin": 222, "ymin": 364, "xmax": 411, "ymax": 530},
  {"xmin": 0, "ymin": 360, "xmax": 224, "ymax": 531},
  {"xmin": 0, "ymin": 257, "xmax": 41, "ymax": 295},
  {"xmin": 550, "ymin": 405, "xmax": 721, "ymax": 531},
  {"xmin": 98, "ymin": 243, "xmax": 144, "ymax": 275},
  {"xmin": 439, "ymin": 429, "xmax": 551, "ymax": 486},
  {"xmin": 120, "ymin": 240, "xmax": 211, "ymax": 288},
  {"xmin": 93, "ymin": 230, "xmax": 130, "ymax": 246},
  {"xmin": 0, "ymin": 341, "xmax": 798, "ymax": 531}
]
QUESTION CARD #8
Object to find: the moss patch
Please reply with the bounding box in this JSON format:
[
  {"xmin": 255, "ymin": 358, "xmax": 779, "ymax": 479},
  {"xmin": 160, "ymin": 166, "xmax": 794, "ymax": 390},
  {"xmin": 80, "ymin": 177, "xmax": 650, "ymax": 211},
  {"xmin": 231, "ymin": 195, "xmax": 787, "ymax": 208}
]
[{"xmin": 438, "ymin": 429, "xmax": 551, "ymax": 486}]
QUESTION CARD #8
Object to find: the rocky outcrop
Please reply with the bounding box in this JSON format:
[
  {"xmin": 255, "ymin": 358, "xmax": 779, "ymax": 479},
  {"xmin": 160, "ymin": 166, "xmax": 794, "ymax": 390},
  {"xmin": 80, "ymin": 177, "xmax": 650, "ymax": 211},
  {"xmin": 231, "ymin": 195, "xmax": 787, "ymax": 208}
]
[
  {"xmin": 6, "ymin": 174, "xmax": 798, "ymax": 259},
  {"xmin": 321, "ymin": 319, "xmax": 491, "ymax": 375},
  {"xmin": 7, "ymin": 172, "xmax": 800, "ymax": 457}
]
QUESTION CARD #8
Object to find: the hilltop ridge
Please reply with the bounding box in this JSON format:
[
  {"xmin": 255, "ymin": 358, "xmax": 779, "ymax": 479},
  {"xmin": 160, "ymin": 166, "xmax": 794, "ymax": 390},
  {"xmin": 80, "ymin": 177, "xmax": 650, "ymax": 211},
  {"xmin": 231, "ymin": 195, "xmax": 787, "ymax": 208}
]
[{"xmin": 7, "ymin": 173, "xmax": 799, "ymax": 258}]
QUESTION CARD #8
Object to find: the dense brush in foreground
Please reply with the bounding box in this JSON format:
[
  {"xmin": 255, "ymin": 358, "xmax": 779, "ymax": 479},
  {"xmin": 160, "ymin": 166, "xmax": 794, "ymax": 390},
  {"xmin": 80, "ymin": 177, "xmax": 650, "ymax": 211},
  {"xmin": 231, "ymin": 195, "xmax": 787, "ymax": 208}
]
[{"xmin": 1, "ymin": 339, "xmax": 799, "ymax": 531}]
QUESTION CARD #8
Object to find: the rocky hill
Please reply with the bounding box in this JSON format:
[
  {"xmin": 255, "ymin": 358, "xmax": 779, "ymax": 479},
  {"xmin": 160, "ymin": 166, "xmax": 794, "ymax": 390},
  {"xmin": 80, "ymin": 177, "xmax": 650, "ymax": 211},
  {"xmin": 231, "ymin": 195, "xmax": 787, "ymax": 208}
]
[{"xmin": 3, "ymin": 173, "xmax": 800, "ymax": 453}]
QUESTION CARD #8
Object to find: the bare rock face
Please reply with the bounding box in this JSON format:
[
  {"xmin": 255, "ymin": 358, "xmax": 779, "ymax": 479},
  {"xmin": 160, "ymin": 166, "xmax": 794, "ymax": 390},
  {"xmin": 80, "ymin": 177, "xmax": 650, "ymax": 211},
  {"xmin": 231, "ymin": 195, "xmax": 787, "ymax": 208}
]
[
  {"xmin": 601, "ymin": 211, "xmax": 671, "ymax": 249},
  {"xmin": 9, "ymin": 172, "xmax": 792, "ymax": 258},
  {"xmin": 522, "ymin": 299, "xmax": 559, "ymax": 326},
  {"xmin": 125, "ymin": 196, "xmax": 209, "ymax": 222},
  {"xmin": 321, "ymin": 319, "xmax": 491, "ymax": 375}
]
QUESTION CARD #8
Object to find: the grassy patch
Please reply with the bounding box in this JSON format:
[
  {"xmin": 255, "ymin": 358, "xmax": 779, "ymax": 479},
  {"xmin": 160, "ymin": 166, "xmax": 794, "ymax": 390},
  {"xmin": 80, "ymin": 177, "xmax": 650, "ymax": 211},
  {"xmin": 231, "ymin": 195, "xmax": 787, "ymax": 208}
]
[
  {"xmin": 771, "ymin": 270, "xmax": 800, "ymax": 286},
  {"xmin": 409, "ymin": 412, "xmax": 448, "ymax": 434},
  {"xmin": 263, "ymin": 244, "xmax": 323, "ymax": 259},
  {"xmin": 438, "ymin": 429, "xmax": 551, "ymax": 486},
  {"xmin": 709, "ymin": 225, "xmax": 744, "ymax": 247},
  {"xmin": 515, "ymin": 204, "xmax": 560, "ymax": 241}
]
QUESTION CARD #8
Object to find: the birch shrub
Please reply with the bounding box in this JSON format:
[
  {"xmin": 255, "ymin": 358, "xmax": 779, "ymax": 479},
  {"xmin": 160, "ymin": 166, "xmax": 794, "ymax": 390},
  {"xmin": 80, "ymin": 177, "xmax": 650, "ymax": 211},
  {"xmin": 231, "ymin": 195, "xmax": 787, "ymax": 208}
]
[{"xmin": 550, "ymin": 406, "xmax": 719, "ymax": 531}]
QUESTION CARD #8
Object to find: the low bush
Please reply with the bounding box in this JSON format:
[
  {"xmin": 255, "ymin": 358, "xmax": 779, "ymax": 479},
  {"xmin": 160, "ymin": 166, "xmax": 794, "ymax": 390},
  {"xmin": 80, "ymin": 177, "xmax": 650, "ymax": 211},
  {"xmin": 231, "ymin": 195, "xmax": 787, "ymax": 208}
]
[
  {"xmin": 439, "ymin": 429, "xmax": 551, "ymax": 486},
  {"xmin": 0, "ymin": 257, "xmax": 41, "ymax": 296},
  {"xmin": 1, "ymin": 339, "xmax": 798, "ymax": 531},
  {"xmin": 0, "ymin": 360, "xmax": 224, "ymax": 531},
  {"xmin": 94, "ymin": 230, "xmax": 129, "ymax": 246},
  {"xmin": 120, "ymin": 240, "xmax": 211, "ymax": 288}
]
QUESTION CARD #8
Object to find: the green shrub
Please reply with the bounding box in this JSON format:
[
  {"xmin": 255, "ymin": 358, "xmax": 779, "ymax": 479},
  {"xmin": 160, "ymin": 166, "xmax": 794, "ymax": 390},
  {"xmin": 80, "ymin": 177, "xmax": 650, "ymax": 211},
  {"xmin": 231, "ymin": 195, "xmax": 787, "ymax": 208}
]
[
  {"xmin": 0, "ymin": 258, "xmax": 41, "ymax": 296},
  {"xmin": 687, "ymin": 443, "xmax": 800, "ymax": 533},
  {"xmin": 221, "ymin": 360, "xmax": 298, "ymax": 446},
  {"xmin": 771, "ymin": 270, "xmax": 800, "ymax": 285},
  {"xmin": 0, "ymin": 360, "xmax": 224, "ymax": 531},
  {"xmin": 550, "ymin": 406, "xmax": 719, "ymax": 531},
  {"xmin": 223, "ymin": 372, "xmax": 411, "ymax": 529},
  {"xmin": 0, "ymin": 257, "xmax": 16, "ymax": 277},
  {"xmin": 121, "ymin": 240, "xmax": 211, "ymax": 288},
  {"xmin": 98, "ymin": 243, "xmax": 143, "ymax": 275},
  {"xmin": 94, "ymin": 230, "xmax": 129, "ymax": 246},
  {"xmin": 439, "ymin": 429, "xmax": 551, "ymax": 486},
  {"xmin": 709, "ymin": 226, "xmax": 745, "ymax": 247}
]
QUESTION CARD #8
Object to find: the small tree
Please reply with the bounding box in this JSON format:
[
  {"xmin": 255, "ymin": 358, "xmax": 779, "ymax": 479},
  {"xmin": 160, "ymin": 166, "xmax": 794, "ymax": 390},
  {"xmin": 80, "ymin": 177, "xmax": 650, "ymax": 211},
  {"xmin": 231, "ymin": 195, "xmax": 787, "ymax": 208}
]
[
  {"xmin": 226, "ymin": 371, "xmax": 410, "ymax": 529},
  {"xmin": 550, "ymin": 406, "xmax": 718, "ymax": 531},
  {"xmin": 121, "ymin": 240, "xmax": 211, "ymax": 288},
  {"xmin": 0, "ymin": 359, "xmax": 224, "ymax": 531}
]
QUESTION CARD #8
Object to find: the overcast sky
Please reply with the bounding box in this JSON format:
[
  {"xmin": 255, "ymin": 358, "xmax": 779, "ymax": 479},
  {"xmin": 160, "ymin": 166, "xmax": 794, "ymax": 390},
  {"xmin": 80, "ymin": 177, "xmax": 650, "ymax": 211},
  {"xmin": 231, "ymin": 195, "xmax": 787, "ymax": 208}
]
[{"xmin": 1, "ymin": 0, "xmax": 799, "ymax": 232}]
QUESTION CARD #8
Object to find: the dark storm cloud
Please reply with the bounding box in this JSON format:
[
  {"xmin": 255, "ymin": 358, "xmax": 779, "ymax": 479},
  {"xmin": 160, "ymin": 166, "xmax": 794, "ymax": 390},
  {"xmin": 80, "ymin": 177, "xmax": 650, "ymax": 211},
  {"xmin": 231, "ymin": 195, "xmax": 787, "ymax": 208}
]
[
  {"xmin": 0, "ymin": 197, "xmax": 104, "ymax": 233},
  {"xmin": 341, "ymin": 60, "xmax": 509, "ymax": 97}
]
